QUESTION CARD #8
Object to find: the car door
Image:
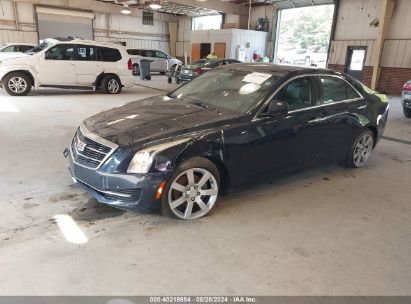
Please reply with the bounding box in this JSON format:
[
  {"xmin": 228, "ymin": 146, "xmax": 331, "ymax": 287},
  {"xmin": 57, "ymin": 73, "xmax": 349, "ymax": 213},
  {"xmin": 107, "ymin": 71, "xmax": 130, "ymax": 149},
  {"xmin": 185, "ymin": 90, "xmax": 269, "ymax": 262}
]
[
  {"xmin": 74, "ymin": 44, "xmax": 99, "ymax": 86},
  {"xmin": 317, "ymin": 75, "xmax": 366, "ymax": 159},
  {"xmin": 154, "ymin": 50, "xmax": 169, "ymax": 72},
  {"xmin": 246, "ymin": 76, "xmax": 327, "ymax": 178},
  {"xmin": 38, "ymin": 44, "xmax": 77, "ymax": 85}
]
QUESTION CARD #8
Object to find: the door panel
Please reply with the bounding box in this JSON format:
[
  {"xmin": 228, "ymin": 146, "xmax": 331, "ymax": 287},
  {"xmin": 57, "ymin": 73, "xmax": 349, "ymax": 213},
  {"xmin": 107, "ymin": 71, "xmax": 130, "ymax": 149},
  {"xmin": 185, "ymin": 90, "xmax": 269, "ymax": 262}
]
[
  {"xmin": 38, "ymin": 44, "xmax": 77, "ymax": 85},
  {"xmin": 191, "ymin": 44, "xmax": 201, "ymax": 62},
  {"xmin": 75, "ymin": 44, "xmax": 98, "ymax": 85},
  {"xmin": 214, "ymin": 43, "xmax": 226, "ymax": 58}
]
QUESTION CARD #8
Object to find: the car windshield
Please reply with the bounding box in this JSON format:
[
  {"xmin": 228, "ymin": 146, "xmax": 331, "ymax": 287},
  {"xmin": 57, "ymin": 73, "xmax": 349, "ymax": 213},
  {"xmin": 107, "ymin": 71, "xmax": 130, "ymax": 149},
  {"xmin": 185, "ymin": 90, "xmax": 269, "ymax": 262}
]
[
  {"xmin": 26, "ymin": 41, "xmax": 52, "ymax": 54},
  {"xmin": 169, "ymin": 69, "xmax": 278, "ymax": 114}
]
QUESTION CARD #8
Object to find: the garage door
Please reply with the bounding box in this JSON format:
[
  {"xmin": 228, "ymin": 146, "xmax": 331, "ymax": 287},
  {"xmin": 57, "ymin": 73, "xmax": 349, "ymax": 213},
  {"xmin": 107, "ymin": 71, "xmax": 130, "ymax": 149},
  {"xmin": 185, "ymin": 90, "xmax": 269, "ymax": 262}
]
[{"xmin": 36, "ymin": 6, "xmax": 94, "ymax": 40}]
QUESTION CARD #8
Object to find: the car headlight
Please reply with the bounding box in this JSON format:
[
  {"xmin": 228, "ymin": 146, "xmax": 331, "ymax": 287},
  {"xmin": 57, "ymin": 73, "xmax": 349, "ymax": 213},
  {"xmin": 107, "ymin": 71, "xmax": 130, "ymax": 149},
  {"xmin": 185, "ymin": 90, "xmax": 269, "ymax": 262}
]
[{"xmin": 127, "ymin": 138, "xmax": 192, "ymax": 174}]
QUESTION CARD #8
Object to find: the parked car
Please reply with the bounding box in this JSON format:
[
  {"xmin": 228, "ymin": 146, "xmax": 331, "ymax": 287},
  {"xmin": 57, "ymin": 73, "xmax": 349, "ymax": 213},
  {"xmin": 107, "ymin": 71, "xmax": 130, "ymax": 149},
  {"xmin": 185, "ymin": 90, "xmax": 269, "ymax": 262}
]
[
  {"xmin": 178, "ymin": 58, "xmax": 241, "ymax": 82},
  {"xmin": 0, "ymin": 39, "xmax": 134, "ymax": 96},
  {"xmin": 0, "ymin": 43, "xmax": 36, "ymax": 60},
  {"xmin": 279, "ymin": 48, "xmax": 312, "ymax": 65},
  {"xmin": 65, "ymin": 64, "xmax": 389, "ymax": 220},
  {"xmin": 310, "ymin": 46, "xmax": 328, "ymax": 68},
  {"xmin": 127, "ymin": 49, "xmax": 181, "ymax": 75},
  {"xmin": 0, "ymin": 42, "xmax": 35, "ymax": 53},
  {"xmin": 401, "ymin": 80, "xmax": 411, "ymax": 118}
]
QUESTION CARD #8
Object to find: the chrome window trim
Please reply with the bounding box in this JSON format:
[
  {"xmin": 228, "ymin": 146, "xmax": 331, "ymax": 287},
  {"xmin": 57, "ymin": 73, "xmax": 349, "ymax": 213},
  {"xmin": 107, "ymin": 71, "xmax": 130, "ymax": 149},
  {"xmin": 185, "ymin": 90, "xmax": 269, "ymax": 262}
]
[
  {"xmin": 69, "ymin": 122, "xmax": 119, "ymax": 170},
  {"xmin": 252, "ymin": 73, "xmax": 364, "ymax": 122}
]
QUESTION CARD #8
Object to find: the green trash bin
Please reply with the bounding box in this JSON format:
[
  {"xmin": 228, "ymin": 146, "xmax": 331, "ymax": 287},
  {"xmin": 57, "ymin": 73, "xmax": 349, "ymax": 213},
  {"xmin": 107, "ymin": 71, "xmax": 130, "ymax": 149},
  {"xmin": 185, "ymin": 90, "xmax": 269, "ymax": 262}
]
[{"xmin": 139, "ymin": 59, "xmax": 153, "ymax": 80}]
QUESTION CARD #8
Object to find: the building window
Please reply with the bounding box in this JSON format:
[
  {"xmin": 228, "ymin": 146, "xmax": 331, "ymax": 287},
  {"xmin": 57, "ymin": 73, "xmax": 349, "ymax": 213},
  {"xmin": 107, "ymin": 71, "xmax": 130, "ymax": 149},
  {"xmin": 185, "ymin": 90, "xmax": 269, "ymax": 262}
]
[
  {"xmin": 192, "ymin": 15, "xmax": 223, "ymax": 30},
  {"xmin": 143, "ymin": 10, "xmax": 154, "ymax": 25}
]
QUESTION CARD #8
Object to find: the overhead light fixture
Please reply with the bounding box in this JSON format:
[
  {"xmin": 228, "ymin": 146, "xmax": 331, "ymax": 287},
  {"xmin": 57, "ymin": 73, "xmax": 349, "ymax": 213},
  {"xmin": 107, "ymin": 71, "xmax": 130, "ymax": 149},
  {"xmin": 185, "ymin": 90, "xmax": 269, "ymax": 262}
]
[
  {"xmin": 149, "ymin": 2, "xmax": 162, "ymax": 10},
  {"xmin": 121, "ymin": 3, "xmax": 131, "ymax": 14}
]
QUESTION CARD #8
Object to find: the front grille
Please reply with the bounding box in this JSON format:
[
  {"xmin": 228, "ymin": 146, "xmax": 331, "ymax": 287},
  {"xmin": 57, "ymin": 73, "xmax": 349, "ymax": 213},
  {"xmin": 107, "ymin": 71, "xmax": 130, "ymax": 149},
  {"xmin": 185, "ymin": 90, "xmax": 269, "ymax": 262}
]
[{"xmin": 70, "ymin": 126, "xmax": 117, "ymax": 169}]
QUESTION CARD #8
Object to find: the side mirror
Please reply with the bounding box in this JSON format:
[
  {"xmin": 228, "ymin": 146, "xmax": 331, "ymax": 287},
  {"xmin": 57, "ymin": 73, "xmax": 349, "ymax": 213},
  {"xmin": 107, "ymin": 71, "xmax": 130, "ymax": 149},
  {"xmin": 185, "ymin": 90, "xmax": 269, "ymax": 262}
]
[{"xmin": 265, "ymin": 100, "xmax": 289, "ymax": 117}]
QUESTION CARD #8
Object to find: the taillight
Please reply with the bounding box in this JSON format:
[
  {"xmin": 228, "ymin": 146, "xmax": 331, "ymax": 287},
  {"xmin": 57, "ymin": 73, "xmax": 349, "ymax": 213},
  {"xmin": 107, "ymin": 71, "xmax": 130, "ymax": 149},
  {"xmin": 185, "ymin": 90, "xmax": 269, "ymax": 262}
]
[
  {"xmin": 128, "ymin": 58, "xmax": 133, "ymax": 70},
  {"xmin": 403, "ymin": 83, "xmax": 411, "ymax": 91},
  {"xmin": 194, "ymin": 68, "xmax": 205, "ymax": 74}
]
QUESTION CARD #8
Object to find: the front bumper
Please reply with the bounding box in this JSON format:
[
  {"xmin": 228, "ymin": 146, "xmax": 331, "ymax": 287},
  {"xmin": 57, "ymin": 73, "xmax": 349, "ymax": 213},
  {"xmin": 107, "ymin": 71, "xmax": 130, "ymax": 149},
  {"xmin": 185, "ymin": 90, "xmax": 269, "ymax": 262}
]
[{"xmin": 65, "ymin": 147, "xmax": 171, "ymax": 212}]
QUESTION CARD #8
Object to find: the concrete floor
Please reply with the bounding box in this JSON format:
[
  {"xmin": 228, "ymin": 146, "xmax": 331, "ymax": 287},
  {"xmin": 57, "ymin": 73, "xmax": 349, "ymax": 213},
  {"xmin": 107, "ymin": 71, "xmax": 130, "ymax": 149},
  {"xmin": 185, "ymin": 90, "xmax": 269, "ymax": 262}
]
[{"xmin": 0, "ymin": 75, "xmax": 410, "ymax": 295}]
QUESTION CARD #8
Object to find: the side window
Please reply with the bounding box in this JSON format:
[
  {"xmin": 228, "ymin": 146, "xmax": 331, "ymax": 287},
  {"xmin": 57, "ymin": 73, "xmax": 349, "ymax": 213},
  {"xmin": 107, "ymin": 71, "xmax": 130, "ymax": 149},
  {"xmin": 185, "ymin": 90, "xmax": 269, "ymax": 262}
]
[
  {"xmin": 76, "ymin": 45, "xmax": 97, "ymax": 61},
  {"xmin": 45, "ymin": 44, "xmax": 76, "ymax": 60},
  {"xmin": 1, "ymin": 45, "xmax": 15, "ymax": 52},
  {"xmin": 144, "ymin": 50, "xmax": 155, "ymax": 57},
  {"xmin": 19, "ymin": 45, "xmax": 33, "ymax": 52},
  {"xmin": 155, "ymin": 51, "xmax": 167, "ymax": 59},
  {"xmin": 127, "ymin": 49, "xmax": 139, "ymax": 56},
  {"xmin": 320, "ymin": 76, "xmax": 361, "ymax": 104},
  {"xmin": 100, "ymin": 47, "xmax": 122, "ymax": 62},
  {"xmin": 274, "ymin": 77, "xmax": 313, "ymax": 111}
]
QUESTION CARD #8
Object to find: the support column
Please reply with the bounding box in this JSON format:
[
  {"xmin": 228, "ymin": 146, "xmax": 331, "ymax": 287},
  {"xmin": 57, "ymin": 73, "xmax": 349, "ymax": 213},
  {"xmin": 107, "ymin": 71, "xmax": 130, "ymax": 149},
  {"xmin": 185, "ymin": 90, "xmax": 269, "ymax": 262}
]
[{"xmin": 371, "ymin": 0, "xmax": 395, "ymax": 90}]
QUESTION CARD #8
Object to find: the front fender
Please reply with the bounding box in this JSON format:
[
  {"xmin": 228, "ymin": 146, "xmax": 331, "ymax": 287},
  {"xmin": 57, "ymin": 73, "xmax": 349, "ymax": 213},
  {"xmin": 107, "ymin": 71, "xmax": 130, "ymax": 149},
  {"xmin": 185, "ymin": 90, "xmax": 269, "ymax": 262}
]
[{"xmin": 0, "ymin": 65, "xmax": 38, "ymax": 88}]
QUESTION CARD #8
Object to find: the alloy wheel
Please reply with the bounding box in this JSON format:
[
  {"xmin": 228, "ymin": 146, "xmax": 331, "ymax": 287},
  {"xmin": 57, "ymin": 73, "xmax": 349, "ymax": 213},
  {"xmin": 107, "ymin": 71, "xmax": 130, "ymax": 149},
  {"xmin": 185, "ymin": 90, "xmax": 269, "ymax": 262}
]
[
  {"xmin": 107, "ymin": 79, "xmax": 119, "ymax": 93},
  {"xmin": 353, "ymin": 133, "xmax": 373, "ymax": 167},
  {"xmin": 168, "ymin": 168, "xmax": 218, "ymax": 220},
  {"xmin": 8, "ymin": 77, "xmax": 27, "ymax": 94}
]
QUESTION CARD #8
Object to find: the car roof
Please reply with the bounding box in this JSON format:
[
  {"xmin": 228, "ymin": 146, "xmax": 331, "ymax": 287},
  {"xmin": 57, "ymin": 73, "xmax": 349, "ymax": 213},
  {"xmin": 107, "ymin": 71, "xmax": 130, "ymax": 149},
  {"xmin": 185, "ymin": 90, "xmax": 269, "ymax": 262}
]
[
  {"xmin": 53, "ymin": 39, "xmax": 126, "ymax": 49},
  {"xmin": 222, "ymin": 63, "xmax": 338, "ymax": 77}
]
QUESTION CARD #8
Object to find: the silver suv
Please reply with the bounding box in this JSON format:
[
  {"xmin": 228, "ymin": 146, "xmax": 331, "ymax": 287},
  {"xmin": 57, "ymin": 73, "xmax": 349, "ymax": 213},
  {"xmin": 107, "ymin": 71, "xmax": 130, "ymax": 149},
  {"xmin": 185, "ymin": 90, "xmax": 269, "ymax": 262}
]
[{"xmin": 127, "ymin": 49, "xmax": 181, "ymax": 75}]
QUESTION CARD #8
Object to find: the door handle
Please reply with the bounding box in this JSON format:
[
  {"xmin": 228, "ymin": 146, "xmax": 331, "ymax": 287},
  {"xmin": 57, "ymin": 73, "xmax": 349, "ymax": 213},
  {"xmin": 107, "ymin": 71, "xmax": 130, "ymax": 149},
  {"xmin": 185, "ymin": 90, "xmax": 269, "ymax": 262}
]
[{"xmin": 356, "ymin": 105, "xmax": 367, "ymax": 110}]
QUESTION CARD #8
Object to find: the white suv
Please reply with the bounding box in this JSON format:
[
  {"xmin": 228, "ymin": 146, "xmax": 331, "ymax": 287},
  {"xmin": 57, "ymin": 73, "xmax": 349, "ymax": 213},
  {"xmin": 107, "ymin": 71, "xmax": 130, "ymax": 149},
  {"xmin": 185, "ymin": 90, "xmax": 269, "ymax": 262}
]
[{"xmin": 0, "ymin": 39, "xmax": 134, "ymax": 96}]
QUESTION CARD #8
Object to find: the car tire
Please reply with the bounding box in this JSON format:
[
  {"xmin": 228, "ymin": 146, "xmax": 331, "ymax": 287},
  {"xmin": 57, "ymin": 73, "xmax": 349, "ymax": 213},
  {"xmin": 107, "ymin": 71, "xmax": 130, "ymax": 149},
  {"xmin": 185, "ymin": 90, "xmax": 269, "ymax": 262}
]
[
  {"xmin": 344, "ymin": 130, "xmax": 374, "ymax": 168},
  {"xmin": 3, "ymin": 72, "xmax": 32, "ymax": 96},
  {"xmin": 403, "ymin": 106, "xmax": 411, "ymax": 118},
  {"xmin": 161, "ymin": 157, "xmax": 220, "ymax": 220},
  {"xmin": 132, "ymin": 64, "xmax": 140, "ymax": 76},
  {"xmin": 176, "ymin": 78, "xmax": 180, "ymax": 84},
  {"xmin": 101, "ymin": 74, "xmax": 122, "ymax": 94}
]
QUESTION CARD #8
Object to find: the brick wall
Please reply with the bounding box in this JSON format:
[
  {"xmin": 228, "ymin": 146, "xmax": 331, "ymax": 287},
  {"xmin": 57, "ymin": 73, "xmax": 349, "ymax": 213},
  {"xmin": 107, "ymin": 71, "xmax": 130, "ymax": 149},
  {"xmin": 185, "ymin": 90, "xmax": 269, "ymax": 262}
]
[
  {"xmin": 378, "ymin": 67, "xmax": 411, "ymax": 95},
  {"xmin": 327, "ymin": 64, "xmax": 372, "ymax": 87},
  {"xmin": 327, "ymin": 64, "xmax": 411, "ymax": 95}
]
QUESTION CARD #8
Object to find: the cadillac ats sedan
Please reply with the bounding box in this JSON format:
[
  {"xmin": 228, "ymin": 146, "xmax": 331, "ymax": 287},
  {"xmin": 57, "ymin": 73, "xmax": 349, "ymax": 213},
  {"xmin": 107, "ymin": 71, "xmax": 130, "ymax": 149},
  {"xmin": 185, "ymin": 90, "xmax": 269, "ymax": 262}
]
[{"xmin": 65, "ymin": 64, "xmax": 389, "ymax": 220}]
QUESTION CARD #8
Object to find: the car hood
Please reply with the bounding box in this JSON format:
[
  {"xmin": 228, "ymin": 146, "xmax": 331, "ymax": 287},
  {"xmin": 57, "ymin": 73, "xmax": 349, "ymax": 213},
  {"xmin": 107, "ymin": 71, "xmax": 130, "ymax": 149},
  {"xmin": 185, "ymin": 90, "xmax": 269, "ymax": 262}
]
[
  {"xmin": 84, "ymin": 96, "xmax": 234, "ymax": 150},
  {"xmin": 0, "ymin": 52, "xmax": 29, "ymax": 60}
]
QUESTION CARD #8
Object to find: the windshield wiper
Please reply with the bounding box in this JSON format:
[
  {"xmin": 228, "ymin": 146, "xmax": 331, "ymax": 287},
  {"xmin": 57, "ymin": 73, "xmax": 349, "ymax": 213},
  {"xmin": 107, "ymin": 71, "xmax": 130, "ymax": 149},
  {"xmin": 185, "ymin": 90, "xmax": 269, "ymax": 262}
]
[{"xmin": 192, "ymin": 102, "xmax": 219, "ymax": 112}]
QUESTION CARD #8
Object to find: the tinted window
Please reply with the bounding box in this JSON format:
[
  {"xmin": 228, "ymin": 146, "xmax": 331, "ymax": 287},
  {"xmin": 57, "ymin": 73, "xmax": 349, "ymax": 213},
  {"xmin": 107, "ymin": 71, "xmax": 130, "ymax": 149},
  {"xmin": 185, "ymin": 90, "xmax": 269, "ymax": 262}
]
[
  {"xmin": 76, "ymin": 45, "xmax": 97, "ymax": 61},
  {"xmin": 155, "ymin": 51, "xmax": 167, "ymax": 59},
  {"xmin": 100, "ymin": 47, "xmax": 122, "ymax": 62},
  {"xmin": 274, "ymin": 77, "xmax": 313, "ymax": 111},
  {"xmin": 45, "ymin": 44, "xmax": 76, "ymax": 60},
  {"xmin": 143, "ymin": 50, "xmax": 155, "ymax": 57},
  {"xmin": 127, "ymin": 49, "xmax": 140, "ymax": 56},
  {"xmin": 320, "ymin": 77, "xmax": 361, "ymax": 104},
  {"xmin": 19, "ymin": 45, "xmax": 33, "ymax": 52}
]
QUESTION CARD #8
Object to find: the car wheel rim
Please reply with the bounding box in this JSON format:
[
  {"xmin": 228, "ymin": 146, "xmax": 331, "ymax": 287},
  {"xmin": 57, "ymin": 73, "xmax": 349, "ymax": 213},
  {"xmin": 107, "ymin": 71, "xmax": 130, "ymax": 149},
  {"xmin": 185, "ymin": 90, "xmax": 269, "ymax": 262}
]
[
  {"xmin": 353, "ymin": 133, "xmax": 373, "ymax": 167},
  {"xmin": 168, "ymin": 168, "xmax": 218, "ymax": 220},
  {"xmin": 108, "ymin": 79, "xmax": 119, "ymax": 93},
  {"xmin": 8, "ymin": 77, "xmax": 27, "ymax": 93}
]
